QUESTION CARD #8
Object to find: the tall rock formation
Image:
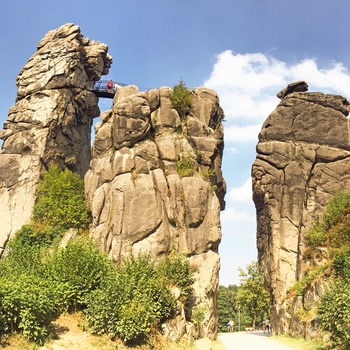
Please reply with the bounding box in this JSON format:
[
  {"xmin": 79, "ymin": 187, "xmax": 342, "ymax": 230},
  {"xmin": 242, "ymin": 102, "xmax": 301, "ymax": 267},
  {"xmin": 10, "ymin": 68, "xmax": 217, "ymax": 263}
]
[
  {"xmin": 0, "ymin": 23, "xmax": 226, "ymax": 340},
  {"xmin": 0, "ymin": 23, "xmax": 111, "ymax": 254},
  {"xmin": 85, "ymin": 85, "xmax": 226, "ymax": 339},
  {"xmin": 252, "ymin": 81, "xmax": 350, "ymax": 336}
]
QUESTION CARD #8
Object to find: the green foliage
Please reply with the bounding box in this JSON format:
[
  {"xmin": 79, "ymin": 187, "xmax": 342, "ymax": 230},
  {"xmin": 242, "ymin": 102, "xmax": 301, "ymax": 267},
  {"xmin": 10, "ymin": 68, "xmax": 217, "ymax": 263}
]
[
  {"xmin": 236, "ymin": 261, "xmax": 270, "ymax": 327},
  {"xmin": 319, "ymin": 280, "xmax": 350, "ymax": 350},
  {"xmin": 306, "ymin": 220, "xmax": 327, "ymax": 246},
  {"xmin": 44, "ymin": 238, "xmax": 115, "ymax": 311},
  {"xmin": 169, "ymin": 79, "xmax": 192, "ymax": 118},
  {"xmin": 217, "ymin": 285, "xmax": 239, "ymax": 332},
  {"xmin": 191, "ymin": 303, "xmax": 207, "ymax": 326},
  {"xmin": 156, "ymin": 251, "xmax": 195, "ymax": 300},
  {"xmin": 2, "ymin": 225, "xmax": 46, "ymax": 277},
  {"xmin": 292, "ymin": 264, "xmax": 327, "ymax": 297},
  {"xmin": 85, "ymin": 253, "xmax": 192, "ymax": 344},
  {"xmin": 332, "ymin": 246, "xmax": 350, "ymax": 280},
  {"xmin": 33, "ymin": 164, "xmax": 91, "ymax": 232},
  {"xmin": 0, "ymin": 274, "xmax": 57, "ymax": 345},
  {"xmin": 177, "ymin": 153, "xmax": 195, "ymax": 177},
  {"xmin": 306, "ymin": 191, "xmax": 350, "ymax": 248},
  {"xmin": 0, "ymin": 164, "xmax": 195, "ymax": 346},
  {"xmin": 301, "ymin": 191, "xmax": 350, "ymax": 349}
]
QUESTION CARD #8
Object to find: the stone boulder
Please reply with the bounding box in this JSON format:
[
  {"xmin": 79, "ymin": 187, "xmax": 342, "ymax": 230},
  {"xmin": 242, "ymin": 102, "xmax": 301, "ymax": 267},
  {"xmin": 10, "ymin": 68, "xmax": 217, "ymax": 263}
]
[
  {"xmin": 85, "ymin": 85, "xmax": 226, "ymax": 339},
  {"xmin": 252, "ymin": 81, "xmax": 350, "ymax": 337},
  {"xmin": 0, "ymin": 23, "xmax": 111, "ymax": 253}
]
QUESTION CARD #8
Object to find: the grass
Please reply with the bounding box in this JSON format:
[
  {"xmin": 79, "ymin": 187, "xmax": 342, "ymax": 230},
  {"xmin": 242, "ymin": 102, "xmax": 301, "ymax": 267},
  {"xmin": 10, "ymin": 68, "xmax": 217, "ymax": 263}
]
[{"xmin": 274, "ymin": 334, "xmax": 324, "ymax": 350}]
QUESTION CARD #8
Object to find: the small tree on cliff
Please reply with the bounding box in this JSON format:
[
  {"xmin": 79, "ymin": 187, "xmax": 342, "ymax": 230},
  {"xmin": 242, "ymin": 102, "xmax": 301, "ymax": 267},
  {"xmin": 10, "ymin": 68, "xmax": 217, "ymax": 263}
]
[
  {"xmin": 169, "ymin": 79, "xmax": 192, "ymax": 118},
  {"xmin": 236, "ymin": 261, "xmax": 270, "ymax": 328}
]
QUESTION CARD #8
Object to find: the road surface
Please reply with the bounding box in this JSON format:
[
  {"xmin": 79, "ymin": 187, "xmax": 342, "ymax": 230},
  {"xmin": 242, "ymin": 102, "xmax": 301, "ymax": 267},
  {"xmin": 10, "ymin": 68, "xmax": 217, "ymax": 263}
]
[{"xmin": 218, "ymin": 331, "xmax": 296, "ymax": 350}]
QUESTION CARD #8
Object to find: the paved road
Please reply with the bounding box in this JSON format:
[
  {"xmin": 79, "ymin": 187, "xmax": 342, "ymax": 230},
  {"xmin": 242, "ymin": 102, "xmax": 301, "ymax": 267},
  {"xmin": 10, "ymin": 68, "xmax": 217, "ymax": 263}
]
[{"xmin": 218, "ymin": 331, "xmax": 296, "ymax": 350}]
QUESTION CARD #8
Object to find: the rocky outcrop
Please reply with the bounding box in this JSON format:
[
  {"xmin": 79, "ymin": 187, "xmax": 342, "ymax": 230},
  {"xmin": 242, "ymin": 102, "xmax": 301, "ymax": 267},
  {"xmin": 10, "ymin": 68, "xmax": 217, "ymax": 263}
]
[
  {"xmin": 0, "ymin": 23, "xmax": 226, "ymax": 341},
  {"xmin": 84, "ymin": 85, "xmax": 226, "ymax": 339},
  {"xmin": 252, "ymin": 81, "xmax": 350, "ymax": 336},
  {"xmin": 0, "ymin": 23, "xmax": 111, "ymax": 254}
]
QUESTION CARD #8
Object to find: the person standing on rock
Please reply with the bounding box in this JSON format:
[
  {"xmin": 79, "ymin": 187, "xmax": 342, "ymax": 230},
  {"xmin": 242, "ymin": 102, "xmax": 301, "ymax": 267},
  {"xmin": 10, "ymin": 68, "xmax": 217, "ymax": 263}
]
[
  {"xmin": 265, "ymin": 319, "xmax": 270, "ymax": 334},
  {"xmin": 107, "ymin": 79, "xmax": 113, "ymax": 91}
]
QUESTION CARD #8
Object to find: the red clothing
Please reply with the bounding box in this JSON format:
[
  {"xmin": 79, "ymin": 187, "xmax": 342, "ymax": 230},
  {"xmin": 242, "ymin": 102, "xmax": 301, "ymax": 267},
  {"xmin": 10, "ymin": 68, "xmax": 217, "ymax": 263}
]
[{"xmin": 107, "ymin": 80, "xmax": 113, "ymax": 90}]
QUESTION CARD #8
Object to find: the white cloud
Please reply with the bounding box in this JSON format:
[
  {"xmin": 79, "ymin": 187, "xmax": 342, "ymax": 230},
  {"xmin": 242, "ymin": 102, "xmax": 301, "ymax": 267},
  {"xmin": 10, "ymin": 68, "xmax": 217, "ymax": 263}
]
[
  {"xmin": 204, "ymin": 50, "xmax": 350, "ymax": 143},
  {"xmin": 225, "ymin": 124, "xmax": 261, "ymax": 143},
  {"xmin": 221, "ymin": 206, "xmax": 255, "ymax": 224},
  {"xmin": 228, "ymin": 178, "xmax": 253, "ymax": 203}
]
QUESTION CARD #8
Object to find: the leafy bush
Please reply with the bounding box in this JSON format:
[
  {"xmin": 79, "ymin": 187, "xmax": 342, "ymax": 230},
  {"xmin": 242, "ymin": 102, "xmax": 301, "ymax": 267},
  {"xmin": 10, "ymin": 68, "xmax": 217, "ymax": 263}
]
[
  {"xmin": 157, "ymin": 252, "xmax": 194, "ymax": 300},
  {"xmin": 0, "ymin": 274, "xmax": 57, "ymax": 345},
  {"xmin": 177, "ymin": 153, "xmax": 195, "ymax": 177},
  {"xmin": 169, "ymin": 79, "xmax": 192, "ymax": 118},
  {"xmin": 85, "ymin": 253, "xmax": 194, "ymax": 344},
  {"xmin": 305, "ymin": 220, "xmax": 327, "ymax": 246},
  {"xmin": 1, "ymin": 225, "xmax": 46, "ymax": 277},
  {"xmin": 33, "ymin": 164, "xmax": 91, "ymax": 231},
  {"xmin": 323, "ymin": 191, "xmax": 350, "ymax": 230},
  {"xmin": 319, "ymin": 280, "xmax": 350, "ymax": 350},
  {"xmin": 332, "ymin": 246, "xmax": 350, "ymax": 281},
  {"xmin": 292, "ymin": 264, "xmax": 327, "ymax": 296},
  {"xmin": 44, "ymin": 238, "xmax": 114, "ymax": 310},
  {"xmin": 0, "ymin": 163, "xmax": 195, "ymax": 346},
  {"xmin": 191, "ymin": 303, "xmax": 207, "ymax": 326}
]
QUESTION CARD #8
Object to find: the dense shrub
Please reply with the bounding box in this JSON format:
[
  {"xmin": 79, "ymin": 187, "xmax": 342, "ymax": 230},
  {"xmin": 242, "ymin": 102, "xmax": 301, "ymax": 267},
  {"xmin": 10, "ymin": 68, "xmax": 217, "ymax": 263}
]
[
  {"xmin": 319, "ymin": 280, "xmax": 350, "ymax": 350},
  {"xmin": 85, "ymin": 253, "xmax": 193, "ymax": 344},
  {"xmin": 157, "ymin": 252, "xmax": 194, "ymax": 299},
  {"xmin": 44, "ymin": 238, "xmax": 115, "ymax": 311},
  {"xmin": 1, "ymin": 225, "xmax": 46, "ymax": 277},
  {"xmin": 33, "ymin": 164, "xmax": 91, "ymax": 231},
  {"xmin": 0, "ymin": 274, "xmax": 57, "ymax": 345},
  {"xmin": 169, "ymin": 79, "xmax": 192, "ymax": 118},
  {"xmin": 0, "ymin": 164, "xmax": 195, "ymax": 346},
  {"xmin": 332, "ymin": 246, "xmax": 350, "ymax": 280},
  {"xmin": 300, "ymin": 191, "xmax": 350, "ymax": 348}
]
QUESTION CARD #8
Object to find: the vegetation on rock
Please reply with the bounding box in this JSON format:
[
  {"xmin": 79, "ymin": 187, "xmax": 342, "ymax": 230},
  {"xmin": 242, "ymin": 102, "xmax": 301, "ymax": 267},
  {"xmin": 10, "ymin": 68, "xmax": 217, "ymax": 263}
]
[
  {"xmin": 177, "ymin": 153, "xmax": 196, "ymax": 177},
  {"xmin": 287, "ymin": 191, "xmax": 350, "ymax": 350},
  {"xmin": 0, "ymin": 166, "xmax": 195, "ymax": 347},
  {"xmin": 169, "ymin": 79, "xmax": 193, "ymax": 118}
]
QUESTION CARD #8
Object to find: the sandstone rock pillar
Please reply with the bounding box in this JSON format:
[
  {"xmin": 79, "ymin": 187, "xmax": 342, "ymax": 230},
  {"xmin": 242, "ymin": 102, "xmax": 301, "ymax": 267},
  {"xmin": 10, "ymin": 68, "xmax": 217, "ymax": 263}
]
[
  {"xmin": 85, "ymin": 85, "xmax": 226, "ymax": 339},
  {"xmin": 252, "ymin": 81, "xmax": 350, "ymax": 336},
  {"xmin": 0, "ymin": 23, "xmax": 111, "ymax": 254}
]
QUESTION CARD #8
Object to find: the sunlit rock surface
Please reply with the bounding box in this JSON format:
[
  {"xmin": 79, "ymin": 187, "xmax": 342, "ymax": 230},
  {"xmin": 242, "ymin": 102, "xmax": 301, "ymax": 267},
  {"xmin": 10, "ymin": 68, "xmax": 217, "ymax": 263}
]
[
  {"xmin": 0, "ymin": 23, "xmax": 111, "ymax": 253},
  {"xmin": 252, "ymin": 81, "xmax": 350, "ymax": 337}
]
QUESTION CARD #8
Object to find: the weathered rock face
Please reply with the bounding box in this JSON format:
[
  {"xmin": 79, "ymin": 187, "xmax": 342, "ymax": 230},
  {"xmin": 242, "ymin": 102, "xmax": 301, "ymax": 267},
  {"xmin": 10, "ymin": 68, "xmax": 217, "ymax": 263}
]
[
  {"xmin": 252, "ymin": 81, "xmax": 350, "ymax": 336},
  {"xmin": 0, "ymin": 23, "xmax": 111, "ymax": 253},
  {"xmin": 85, "ymin": 85, "xmax": 226, "ymax": 339},
  {"xmin": 0, "ymin": 23, "xmax": 225, "ymax": 341}
]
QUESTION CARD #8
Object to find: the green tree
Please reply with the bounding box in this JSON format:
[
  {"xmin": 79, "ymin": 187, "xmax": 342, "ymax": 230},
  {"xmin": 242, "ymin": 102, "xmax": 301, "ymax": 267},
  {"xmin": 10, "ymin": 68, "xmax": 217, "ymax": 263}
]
[
  {"xmin": 217, "ymin": 285, "xmax": 238, "ymax": 332},
  {"xmin": 169, "ymin": 79, "xmax": 192, "ymax": 118},
  {"xmin": 33, "ymin": 165, "xmax": 91, "ymax": 231},
  {"xmin": 236, "ymin": 261, "xmax": 270, "ymax": 328}
]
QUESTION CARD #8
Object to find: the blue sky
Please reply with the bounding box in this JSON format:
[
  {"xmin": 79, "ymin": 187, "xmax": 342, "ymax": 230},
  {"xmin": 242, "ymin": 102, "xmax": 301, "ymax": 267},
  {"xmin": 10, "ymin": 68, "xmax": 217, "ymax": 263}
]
[{"xmin": 1, "ymin": 0, "xmax": 350, "ymax": 285}]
